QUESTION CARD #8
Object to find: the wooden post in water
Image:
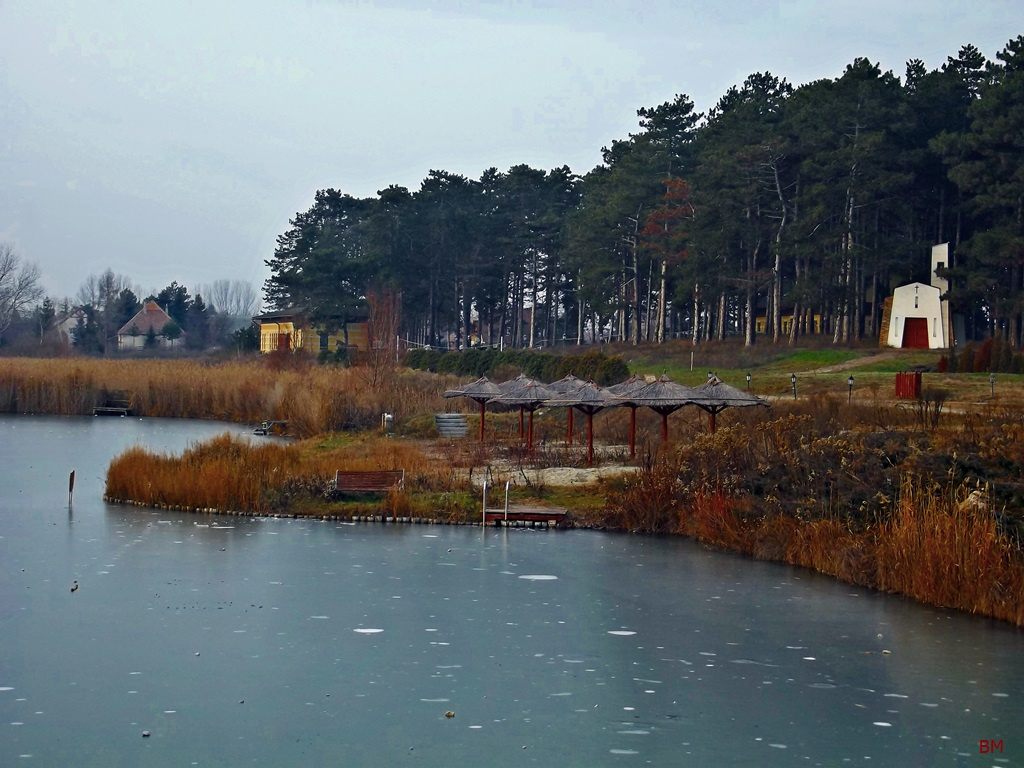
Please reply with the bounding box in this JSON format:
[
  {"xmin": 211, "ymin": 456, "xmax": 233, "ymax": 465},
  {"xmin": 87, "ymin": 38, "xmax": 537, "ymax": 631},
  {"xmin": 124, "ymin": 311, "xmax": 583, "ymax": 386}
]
[{"xmin": 68, "ymin": 470, "xmax": 75, "ymax": 506}]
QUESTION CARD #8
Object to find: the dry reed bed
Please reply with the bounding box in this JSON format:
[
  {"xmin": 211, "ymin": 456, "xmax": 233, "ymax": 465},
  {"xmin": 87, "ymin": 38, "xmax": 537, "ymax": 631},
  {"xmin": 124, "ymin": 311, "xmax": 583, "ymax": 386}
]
[
  {"xmin": 104, "ymin": 433, "xmax": 473, "ymax": 515},
  {"xmin": 646, "ymin": 481, "xmax": 1024, "ymax": 626},
  {"xmin": 602, "ymin": 473, "xmax": 1024, "ymax": 626},
  {"xmin": 0, "ymin": 357, "xmax": 445, "ymax": 436},
  {"xmin": 600, "ymin": 405, "xmax": 1024, "ymax": 626}
]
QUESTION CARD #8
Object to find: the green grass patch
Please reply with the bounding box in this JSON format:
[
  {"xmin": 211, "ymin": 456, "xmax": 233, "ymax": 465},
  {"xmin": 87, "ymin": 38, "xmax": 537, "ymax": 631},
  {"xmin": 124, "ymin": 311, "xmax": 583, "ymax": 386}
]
[{"xmin": 525, "ymin": 485, "xmax": 607, "ymax": 514}]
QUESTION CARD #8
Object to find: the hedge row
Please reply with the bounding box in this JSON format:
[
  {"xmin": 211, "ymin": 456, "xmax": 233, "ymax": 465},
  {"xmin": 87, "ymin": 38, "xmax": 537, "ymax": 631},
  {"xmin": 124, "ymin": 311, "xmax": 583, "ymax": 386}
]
[{"xmin": 404, "ymin": 347, "xmax": 630, "ymax": 386}]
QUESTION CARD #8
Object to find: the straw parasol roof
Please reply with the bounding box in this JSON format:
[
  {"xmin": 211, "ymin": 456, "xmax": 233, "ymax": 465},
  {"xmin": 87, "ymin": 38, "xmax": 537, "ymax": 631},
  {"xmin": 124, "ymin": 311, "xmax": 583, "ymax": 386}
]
[
  {"xmin": 490, "ymin": 375, "xmax": 559, "ymax": 448},
  {"xmin": 688, "ymin": 375, "xmax": 770, "ymax": 433},
  {"xmin": 606, "ymin": 374, "xmax": 650, "ymax": 457},
  {"xmin": 547, "ymin": 373, "xmax": 585, "ymax": 445},
  {"xmin": 628, "ymin": 374, "xmax": 700, "ymax": 441},
  {"xmin": 546, "ymin": 380, "xmax": 613, "ymax": 465},
  {"xmin": 606, "ymin": 374, "xmax": 649, "ymax": 400},
  {"xmin": 546, "ymin": 373, "xmax": 584, "ymax": 394},
  {"xmin": 443, "ymin": 375, "xmax": 502, "ymax": 400},
  {"xmin": 442, "ymin": 376, "xmax": 502, "ymax": 441}
]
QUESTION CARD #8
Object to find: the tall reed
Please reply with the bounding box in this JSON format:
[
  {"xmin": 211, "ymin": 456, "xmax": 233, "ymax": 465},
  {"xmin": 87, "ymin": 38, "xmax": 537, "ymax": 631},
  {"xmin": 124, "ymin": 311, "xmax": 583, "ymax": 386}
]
[
  {"xmin": 104, "ymin": 432, "xmax": 476, "ymax": 514},
  {"xmin": 875, "ymin": 480, "xmax": 1024, "ymax": 624},
  {"xmin": 0, "ymin": 358, "xmax": 446, "ymax": 435},
  {"xmin": 603, "ymin": 465, "xmax": 1024, "ymax": 626}
]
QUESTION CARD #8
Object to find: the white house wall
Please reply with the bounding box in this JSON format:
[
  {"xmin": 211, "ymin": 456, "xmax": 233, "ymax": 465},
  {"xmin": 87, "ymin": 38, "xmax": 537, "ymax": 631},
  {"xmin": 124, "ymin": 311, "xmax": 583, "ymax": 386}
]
[{"xmin": 886, "ymin": 282, "xmax": 947, "ymax": 349}]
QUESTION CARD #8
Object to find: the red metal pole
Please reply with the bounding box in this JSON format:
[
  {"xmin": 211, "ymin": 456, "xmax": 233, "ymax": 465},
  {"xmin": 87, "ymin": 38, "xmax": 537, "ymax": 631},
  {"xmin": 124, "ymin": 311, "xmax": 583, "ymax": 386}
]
[
  {"xmin": 479, "ymin": 400, "xmax": 486, "ymax": 442},
  {"xmin": 629, "ymin": 406, "xmax": 636, "ymax": 458},
  {"xmin": 587, "ymin": 411, "xmax": 594, "ymax": 466}
]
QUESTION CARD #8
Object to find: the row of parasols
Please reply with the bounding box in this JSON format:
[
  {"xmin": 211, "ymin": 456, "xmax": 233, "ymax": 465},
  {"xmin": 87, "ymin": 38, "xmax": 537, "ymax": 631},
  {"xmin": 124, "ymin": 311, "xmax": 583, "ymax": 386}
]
[{"xmin": 443, "ymin": 373, "xmax": 770, "ymax": 465}]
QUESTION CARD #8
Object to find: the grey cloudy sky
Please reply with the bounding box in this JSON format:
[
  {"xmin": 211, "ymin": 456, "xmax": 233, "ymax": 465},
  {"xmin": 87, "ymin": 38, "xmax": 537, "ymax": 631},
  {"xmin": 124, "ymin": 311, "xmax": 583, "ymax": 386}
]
[{"xmin": 1, "ymin": 0, "xmax": 1021, "ymax": 302}]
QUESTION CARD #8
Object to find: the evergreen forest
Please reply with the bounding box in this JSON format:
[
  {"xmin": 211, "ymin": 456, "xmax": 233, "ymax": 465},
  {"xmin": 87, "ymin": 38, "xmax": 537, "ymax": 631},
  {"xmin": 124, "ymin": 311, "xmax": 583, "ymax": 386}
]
[{"xmin": 264, "ymin": 39, "xmax": 1024, "ymax": 350}]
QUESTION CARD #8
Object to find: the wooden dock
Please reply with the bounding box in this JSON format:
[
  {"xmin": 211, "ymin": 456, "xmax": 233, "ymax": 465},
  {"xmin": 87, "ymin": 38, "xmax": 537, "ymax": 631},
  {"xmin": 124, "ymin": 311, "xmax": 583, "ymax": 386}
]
[
  {"xmin": 481, "ymin": 479, "xmax": 567, "ymax": 527},
  {"xmin": 254, "ymin": 420, "xmax": 288, "ymax": 435},
  {"xmin": 93, "ymin": 405, "xmax": 131, "ymax": 416},
  {"xmin": 483, "ymin": 507, "xmax": 568, "ymax": 527}
]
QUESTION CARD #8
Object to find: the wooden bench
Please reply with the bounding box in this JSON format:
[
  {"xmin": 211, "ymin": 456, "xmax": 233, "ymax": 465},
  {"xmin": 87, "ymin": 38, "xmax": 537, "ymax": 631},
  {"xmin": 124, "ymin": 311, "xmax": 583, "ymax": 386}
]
[{"xmin": 330, "ymin": 470, "xmax": 405, "ymax": 493}]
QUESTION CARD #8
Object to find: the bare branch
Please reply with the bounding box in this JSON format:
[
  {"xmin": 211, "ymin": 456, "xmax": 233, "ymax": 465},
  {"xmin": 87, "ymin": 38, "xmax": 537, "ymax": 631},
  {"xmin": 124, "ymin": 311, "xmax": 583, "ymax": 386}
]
[{"xmin": 0, "ymin": 243, "xmax": 45, "ymax": 337}]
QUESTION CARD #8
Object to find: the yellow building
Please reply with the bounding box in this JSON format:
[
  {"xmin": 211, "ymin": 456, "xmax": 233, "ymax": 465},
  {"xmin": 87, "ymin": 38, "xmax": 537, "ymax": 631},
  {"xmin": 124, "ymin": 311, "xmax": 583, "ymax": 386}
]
[
  {"xmin": 255, "ymin": 310, "xmax": 369, "ymax": 354},
  {"xmin": 755, "ymin": 313, "xmax": 822, "ymax": 336}
]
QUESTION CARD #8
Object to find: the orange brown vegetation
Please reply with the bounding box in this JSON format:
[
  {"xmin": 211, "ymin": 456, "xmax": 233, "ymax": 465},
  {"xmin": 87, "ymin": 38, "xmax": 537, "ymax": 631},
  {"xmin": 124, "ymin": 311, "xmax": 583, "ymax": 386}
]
[
  {"xmin": 0, "ymin": 356, "xmax": 444, "ymax": 436},
  {"xmin": 601, "ymin": 401, "xmax": 1024, "ymax": 626},
  {"xmin": 104, "ymin": 432, "xmax": 477, "ymax": 517}
]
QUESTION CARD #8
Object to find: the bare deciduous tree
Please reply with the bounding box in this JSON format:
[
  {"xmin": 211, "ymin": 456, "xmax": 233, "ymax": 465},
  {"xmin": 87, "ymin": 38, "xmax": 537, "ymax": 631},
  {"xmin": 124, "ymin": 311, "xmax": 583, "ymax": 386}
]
[
  {"xmin": 76, "ymin": 269, "xmax": 139, "ymax": 353},
  {"xmin": 200, "ymin": 279, "xmax": 262, "ymax": 345},
  {"xmin": 0, "ymin": 243, "xmax": 44, "ymax": 342},
  {"xmin": 201, "ymin": 279, "xmax": 261, "ymax": 318},
  {"xmin": 363, "ymin": 288, "xmax": 401, "ymax": 391}
]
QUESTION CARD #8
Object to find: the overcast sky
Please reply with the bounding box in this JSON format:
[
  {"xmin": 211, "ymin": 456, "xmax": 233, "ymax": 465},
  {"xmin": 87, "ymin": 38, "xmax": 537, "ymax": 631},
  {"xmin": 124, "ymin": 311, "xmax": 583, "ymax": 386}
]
[{"xmin": 1, "ymin": 0, "xmax": 1021, "ymax": 303}]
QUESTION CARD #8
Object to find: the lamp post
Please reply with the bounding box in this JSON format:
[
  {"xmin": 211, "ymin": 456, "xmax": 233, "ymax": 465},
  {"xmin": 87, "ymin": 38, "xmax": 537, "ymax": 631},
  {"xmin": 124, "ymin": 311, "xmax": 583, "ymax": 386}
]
[
  {"xmin": 746, "ymin": 372, "xmax": 752, "ymax": 391},
  {"xmin": 791, "ymin": 373, "xmax": 797, "ymax": 400},
  {"xmin": 848, "ymin": 375, "xmax": 854, "ymax": 404},
  {"xmin": 990, "ymin": 372, "xmax": 996, "ymax": 398}
]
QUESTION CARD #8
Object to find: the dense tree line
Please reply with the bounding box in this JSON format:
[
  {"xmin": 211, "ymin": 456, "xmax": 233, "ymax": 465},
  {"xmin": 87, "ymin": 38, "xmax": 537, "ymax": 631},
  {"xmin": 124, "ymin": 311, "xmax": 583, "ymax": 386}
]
[{"xmin": 266, "ymin": 39, "xmax": 1024, "ymax": 349}]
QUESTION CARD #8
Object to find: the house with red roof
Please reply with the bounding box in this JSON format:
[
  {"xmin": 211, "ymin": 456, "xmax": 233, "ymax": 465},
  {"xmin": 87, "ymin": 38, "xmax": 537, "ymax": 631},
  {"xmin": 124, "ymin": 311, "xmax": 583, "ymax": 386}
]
[{"xmin": 116, "ymin": 301, "xmax": 184, "ymax": 350}]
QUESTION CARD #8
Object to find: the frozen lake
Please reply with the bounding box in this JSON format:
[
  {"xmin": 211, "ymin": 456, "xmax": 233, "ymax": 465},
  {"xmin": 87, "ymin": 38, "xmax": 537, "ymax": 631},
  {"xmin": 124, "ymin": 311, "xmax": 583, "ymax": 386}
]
[{"xmin": 0, "ymin": 415, "xmax": 1020, "ymax": 766}]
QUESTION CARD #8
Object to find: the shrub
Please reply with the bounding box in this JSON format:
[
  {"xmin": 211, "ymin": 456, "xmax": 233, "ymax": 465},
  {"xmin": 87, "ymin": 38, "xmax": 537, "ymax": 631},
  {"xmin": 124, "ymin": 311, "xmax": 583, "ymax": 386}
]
[
  {"xmin": 403, "ymin": 346, "xmax": 632, "ymax": 386},
  {"xmin": 436, "ymin": 351, "xmax": 460, "ymax": 374}
]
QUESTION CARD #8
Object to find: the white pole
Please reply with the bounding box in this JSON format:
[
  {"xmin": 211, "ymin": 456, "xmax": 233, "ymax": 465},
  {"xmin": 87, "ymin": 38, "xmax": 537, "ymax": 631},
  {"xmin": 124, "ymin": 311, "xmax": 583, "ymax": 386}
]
[
  {"xmin": 504, "ymin": 480, "xmax": 510, "ymax": 523},
  {"xmin": 482, "ymin": 480, "xmax": 488, "ymax": 526}
]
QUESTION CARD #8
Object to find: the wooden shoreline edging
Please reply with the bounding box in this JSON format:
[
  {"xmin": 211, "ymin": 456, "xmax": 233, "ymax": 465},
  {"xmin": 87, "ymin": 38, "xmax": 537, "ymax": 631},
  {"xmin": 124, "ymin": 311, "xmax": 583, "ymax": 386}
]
[
  {"xmin": 100, "ymin": 491, "xmax": 1024, "ymax": 625},
  {"xmin": 101, "ymin": 497, "xmax": 571, "ymax": 528}
]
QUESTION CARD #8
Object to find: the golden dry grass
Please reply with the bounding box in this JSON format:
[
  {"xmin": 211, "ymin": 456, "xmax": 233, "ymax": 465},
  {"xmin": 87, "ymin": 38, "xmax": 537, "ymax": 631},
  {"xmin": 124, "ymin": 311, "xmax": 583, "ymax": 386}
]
[
  {"xmin": 0, "ymin": 357, "xmax": 446, "ymax": 436},
  {"xmin": 104, "ymin": 432, "xmax": 478, "ymax": 516},
  {"xmin": 604, "ymin": 473, "xmax": 1024, "ymax": 626},
  {"xmin": 874, "ymin": 480, "xmax": 1024, "ymax": 624}
]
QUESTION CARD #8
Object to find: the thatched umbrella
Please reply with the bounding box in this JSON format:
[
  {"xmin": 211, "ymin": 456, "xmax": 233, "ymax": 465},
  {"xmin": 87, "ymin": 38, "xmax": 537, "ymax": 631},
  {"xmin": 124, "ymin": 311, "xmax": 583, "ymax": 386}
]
[
  {"xmin": 547, "ymin": 380, "xmax": 612, "ymax": 466},
  {"xmin": 546, "ymin": 373, "xmax": 584, "ymax": 445},
  {"xmin": 629, "ymin": 374, "xmax": 699, "ymax": 442},
  {"xmin": 442, "ymin": 376, "xmax": 502, "ymax": 441},
  {"xmin": 606, "ymin": 374, "xmax": 649, "ymax": 458},
  {"xmin": 491, "ymin": 375, "xmax": 558, "ymax": 448},
  {"xmin": 688, "ymin": 375, "xmax": 770, "ymax": 433}
]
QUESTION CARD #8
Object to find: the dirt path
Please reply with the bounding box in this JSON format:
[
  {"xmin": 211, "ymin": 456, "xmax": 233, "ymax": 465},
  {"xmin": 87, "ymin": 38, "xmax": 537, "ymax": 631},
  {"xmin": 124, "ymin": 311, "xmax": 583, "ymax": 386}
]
[{"xmin": 809, "ymin": 350, "xmax": 902, "ymax": 374}]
